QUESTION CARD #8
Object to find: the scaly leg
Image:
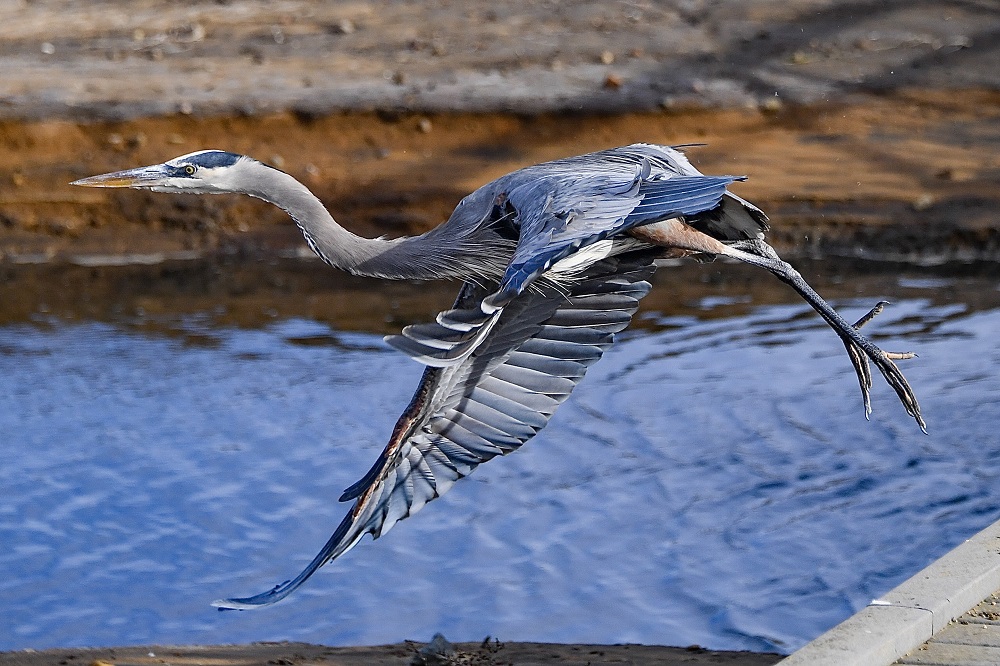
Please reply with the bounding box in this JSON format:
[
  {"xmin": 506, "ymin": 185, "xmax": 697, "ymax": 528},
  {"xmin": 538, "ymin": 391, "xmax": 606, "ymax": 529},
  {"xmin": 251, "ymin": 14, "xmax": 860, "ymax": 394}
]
[{"xmin": 630, "ymin": 221, "xmax": 925, "ymax": 431}]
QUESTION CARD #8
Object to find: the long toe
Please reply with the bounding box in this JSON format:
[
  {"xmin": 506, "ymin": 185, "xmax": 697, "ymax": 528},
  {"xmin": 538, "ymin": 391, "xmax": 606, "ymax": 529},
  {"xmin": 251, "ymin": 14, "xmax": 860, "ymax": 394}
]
[
  {"xmin": 853, "ymin": 301, "xmax": 890, "ymax": 330},
  {"xmin": 871, "ymin": 353, "xmax": 926, "ymax": 432}
]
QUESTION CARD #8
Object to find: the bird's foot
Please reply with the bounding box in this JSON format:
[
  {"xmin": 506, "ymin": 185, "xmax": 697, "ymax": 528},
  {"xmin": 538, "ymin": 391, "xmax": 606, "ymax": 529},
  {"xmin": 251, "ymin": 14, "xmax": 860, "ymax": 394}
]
[{"xmin": 833, "ymin": 299, "xmax": 925, "ymax": 432}]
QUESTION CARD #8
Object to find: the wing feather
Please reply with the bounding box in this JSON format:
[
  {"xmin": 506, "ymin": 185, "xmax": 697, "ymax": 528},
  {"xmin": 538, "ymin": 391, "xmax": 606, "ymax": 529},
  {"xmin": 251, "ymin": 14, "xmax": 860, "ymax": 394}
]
[
  {"xmin": 440, "ymin": 409, "xmax": 523, "ymax": 451},
  {"xmin": 545, "ymin": 308, "xmax": 633, "ymax": 328},
  {"xmin": 516, "ymin": 337, "xmax": 605, "ymax": 362},
  {"xmin": 504, "ymin": 351, "xmax": 589, "ymax": 378},
  {"xmin": 447, "ymin": 397, "xmax": 539, "ymax": 441},
  {"xmin": 431, "ymin": 420, "xmax": 506, "ymax": 458},
  {"xmin": 488, "ymin": 363, "xmax": 578, "ymax": 395}
]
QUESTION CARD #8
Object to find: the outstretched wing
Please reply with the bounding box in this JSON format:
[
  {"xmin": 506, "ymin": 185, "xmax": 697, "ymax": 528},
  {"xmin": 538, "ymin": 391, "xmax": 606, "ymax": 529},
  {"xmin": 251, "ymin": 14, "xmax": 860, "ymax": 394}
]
[{"xmin": 214, "ymin": 251, "xmax": 657, "ymax": 609}]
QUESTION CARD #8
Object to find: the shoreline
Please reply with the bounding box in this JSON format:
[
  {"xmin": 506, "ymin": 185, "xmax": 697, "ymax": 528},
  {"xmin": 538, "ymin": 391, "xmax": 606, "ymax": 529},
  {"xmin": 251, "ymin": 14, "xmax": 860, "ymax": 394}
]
[
  {"xmin": 0, "ymin": 640, "xmax": 783, "ymax": 666},
  {"xmin": 3, "ymin": 92, "xmax": 999, "ymax": 264},
  {"xmin": 1, "ymin": 1, "xmax": 998, "ymax": 264}
]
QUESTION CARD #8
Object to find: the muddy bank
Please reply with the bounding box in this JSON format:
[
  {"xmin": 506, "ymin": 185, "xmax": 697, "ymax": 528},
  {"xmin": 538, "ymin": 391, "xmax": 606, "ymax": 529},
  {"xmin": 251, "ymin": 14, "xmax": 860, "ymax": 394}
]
[
  {"xmin": 1, "ymin": 0, "xmax": 998, "ymax": 262},
  {"xmin": 2, "ymin": 92, "xmax": 999, "ymax": 263},
  {"xmin": 0, "ymin": 641, "xmax": 781, "ymax": 666},
  {"xmin": 4, "ymin": 255, "xmax": 1000, "ymax": 334}
]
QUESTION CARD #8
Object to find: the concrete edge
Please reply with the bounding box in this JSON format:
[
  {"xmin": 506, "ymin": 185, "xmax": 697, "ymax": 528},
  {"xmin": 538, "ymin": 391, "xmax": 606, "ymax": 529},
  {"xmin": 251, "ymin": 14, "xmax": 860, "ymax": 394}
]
[{"xmin": 780, "ymin": 518, "xmax": 1000, "ymax": 666}]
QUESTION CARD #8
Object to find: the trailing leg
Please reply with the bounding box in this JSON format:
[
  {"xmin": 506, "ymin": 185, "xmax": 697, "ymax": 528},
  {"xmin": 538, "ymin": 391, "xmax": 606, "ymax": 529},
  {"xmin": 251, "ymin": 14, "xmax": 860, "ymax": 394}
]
[{"xmin": 630, "ymin": 221, "xmax": 924, "ymax": 431}]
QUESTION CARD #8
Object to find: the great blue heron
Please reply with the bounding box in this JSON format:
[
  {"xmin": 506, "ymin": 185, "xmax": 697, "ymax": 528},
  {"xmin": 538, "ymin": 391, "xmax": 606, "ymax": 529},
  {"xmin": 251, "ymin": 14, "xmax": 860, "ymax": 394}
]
[{"xmin": 73, "ymin": 144, "xmax": 924, "ymax": 609}]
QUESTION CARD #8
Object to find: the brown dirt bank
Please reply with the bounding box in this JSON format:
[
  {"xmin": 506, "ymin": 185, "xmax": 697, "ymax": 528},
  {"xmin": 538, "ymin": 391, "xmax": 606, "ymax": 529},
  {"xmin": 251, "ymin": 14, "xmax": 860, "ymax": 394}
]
[
  {"xmin": 2, "ymin": 90, "xmax": 999, "ymax": 264},
  {"xmin": 0, "ymin": 640, "xmax": 781, "ymax": 666},
  {"xmin": 2, "ymin": 0, "xmax": 998, "ymax": 261}
]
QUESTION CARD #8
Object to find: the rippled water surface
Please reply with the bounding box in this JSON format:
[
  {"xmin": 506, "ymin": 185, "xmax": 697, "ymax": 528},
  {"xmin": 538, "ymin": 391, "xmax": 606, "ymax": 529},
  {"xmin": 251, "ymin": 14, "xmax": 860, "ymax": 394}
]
[{"xmin": 2, "ymin": 258, "xmax": 1000, "ymax": 653}]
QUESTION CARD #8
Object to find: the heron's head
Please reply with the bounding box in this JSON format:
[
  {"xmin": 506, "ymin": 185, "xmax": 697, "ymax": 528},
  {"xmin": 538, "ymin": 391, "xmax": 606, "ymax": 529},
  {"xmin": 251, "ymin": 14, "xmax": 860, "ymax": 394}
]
[{"xmin": 71, "ymin": 150, "xmax": 259, "ymax": 194}]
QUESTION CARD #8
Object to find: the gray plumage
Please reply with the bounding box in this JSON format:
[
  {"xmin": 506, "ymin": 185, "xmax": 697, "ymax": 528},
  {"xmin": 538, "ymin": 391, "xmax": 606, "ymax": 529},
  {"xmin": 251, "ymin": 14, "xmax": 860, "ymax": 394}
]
[{"xmin": 72, "ymin": 143, "xmax": 924, "ymax": 609}]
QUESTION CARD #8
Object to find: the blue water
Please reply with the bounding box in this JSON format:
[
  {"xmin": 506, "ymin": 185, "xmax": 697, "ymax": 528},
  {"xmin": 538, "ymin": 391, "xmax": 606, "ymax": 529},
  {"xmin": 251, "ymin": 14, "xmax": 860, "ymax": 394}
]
[{"xmin": 2, "ymin": 264, "xmax": 1000, "ymax": 653}]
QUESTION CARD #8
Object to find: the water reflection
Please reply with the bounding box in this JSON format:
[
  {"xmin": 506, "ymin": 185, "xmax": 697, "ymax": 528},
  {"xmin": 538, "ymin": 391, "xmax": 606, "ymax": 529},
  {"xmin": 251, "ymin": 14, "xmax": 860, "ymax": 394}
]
[{"xmin": 1, "ymin": 258, "xmax": 1000, "ymax": 653}]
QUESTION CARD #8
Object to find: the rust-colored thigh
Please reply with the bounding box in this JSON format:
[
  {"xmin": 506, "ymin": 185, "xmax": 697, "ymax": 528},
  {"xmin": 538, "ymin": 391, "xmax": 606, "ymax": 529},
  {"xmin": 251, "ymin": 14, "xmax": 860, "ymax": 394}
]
[{"xmin": 628, "ymin": 219, "xmax": 733, "ymax": 256}]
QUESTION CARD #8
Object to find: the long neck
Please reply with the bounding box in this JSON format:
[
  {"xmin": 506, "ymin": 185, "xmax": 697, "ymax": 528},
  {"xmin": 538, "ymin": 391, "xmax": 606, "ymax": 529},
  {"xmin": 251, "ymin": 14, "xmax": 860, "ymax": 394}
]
[{"xmin": 246, "ymin": 165, "xmax": 479, "ymax": 280}]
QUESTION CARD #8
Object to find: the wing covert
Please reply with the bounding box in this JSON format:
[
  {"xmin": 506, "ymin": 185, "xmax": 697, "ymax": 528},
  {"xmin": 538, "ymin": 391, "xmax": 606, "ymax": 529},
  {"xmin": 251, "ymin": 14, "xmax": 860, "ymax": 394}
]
[
  {"xmin": 500, "ymin": 174, "xmax": 740, "ymax": 299},
  {"xmin": 384, "ymin": 169, "xmax": 740, "ymax": 367}
]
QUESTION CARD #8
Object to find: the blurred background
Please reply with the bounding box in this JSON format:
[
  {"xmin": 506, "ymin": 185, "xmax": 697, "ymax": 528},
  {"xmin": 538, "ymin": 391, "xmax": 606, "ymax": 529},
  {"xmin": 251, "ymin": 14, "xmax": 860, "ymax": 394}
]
[{"xmin": 1, "ymin": 0, "xmax": 1000, "ymax": 656}]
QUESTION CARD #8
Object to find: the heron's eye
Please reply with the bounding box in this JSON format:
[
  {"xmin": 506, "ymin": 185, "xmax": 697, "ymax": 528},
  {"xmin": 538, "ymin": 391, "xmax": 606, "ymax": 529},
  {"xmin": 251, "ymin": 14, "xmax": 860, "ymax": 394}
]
[{"xmin": 184, "ymin": 165, "xmax": 196, "ymax": 175}]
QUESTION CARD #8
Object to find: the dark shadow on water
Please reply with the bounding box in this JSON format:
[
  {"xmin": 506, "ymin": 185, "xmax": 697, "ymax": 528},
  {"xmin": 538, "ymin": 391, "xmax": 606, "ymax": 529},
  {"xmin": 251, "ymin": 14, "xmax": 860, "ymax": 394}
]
[{"xmin": 4, "ymin": 255, "xmax": 1000, "ymax": 335}]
